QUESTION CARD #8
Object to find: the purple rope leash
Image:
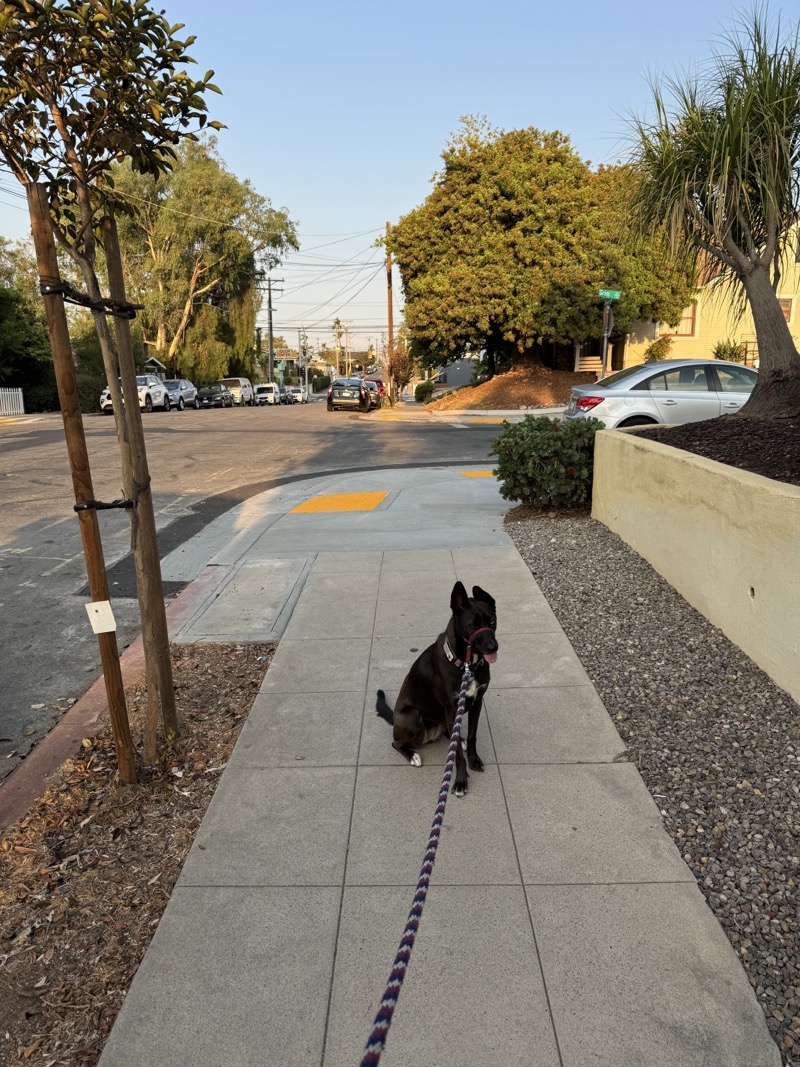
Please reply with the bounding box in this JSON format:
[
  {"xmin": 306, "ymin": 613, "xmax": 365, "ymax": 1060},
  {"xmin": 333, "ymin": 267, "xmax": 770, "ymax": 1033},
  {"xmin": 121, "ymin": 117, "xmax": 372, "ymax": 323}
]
[{"xmin": 359, "ymin": 653, "xmax": 475, "ymax": 1066}]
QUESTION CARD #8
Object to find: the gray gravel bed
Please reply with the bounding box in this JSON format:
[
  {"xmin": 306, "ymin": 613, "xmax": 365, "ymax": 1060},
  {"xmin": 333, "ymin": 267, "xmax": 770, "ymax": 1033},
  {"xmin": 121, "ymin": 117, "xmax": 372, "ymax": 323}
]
[{"xmin": 505, "ymin": 511, "xmax": 800, "ymax": 1065}]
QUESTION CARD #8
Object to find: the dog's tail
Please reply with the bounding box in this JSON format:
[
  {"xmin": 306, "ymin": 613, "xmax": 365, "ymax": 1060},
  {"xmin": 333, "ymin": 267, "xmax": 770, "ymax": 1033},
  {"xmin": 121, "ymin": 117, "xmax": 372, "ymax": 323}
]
[{"xmin": 376, "ymin": 689, "xmax": 394, "ymax": 726}]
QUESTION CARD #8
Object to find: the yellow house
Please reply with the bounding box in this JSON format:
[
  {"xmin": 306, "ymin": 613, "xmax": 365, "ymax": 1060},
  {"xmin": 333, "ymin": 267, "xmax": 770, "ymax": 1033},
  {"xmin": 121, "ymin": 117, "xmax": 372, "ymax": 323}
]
[{"xmin": 622, "ymin": 253, "xmax": 800, "ymax": 369}]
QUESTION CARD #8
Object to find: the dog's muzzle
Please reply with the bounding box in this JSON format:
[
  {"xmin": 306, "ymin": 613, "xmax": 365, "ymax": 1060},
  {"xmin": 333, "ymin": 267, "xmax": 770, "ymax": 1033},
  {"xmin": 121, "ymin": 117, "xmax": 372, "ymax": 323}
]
[{"xmin": 468, "ymin": 626, "xmax": 498, "ymax": 664}]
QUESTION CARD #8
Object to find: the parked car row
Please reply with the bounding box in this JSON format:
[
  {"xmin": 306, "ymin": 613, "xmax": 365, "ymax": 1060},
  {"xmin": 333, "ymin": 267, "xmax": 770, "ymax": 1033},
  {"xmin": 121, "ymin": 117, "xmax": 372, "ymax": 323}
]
[
  {"xmin": 100, "ymin": 374, "xmax": 174, "ymax": 413},
  {"xmin": 101, "ymin": 375, "xmax": 310, "ymax": 413},
  {"xmin": 562, "ymin": 359, "xmax": 758, "ymax": 429},
  {"xmin": 252, "ymin": 383, "xmax": 308, "ymax": 405}
]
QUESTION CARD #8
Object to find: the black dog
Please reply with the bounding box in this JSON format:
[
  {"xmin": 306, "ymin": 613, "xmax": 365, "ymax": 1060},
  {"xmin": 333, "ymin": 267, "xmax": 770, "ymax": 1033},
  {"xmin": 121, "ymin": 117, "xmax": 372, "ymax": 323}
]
[{"xmin": 376, "ymin": 581, "xmax": 498, "ymax": 797}]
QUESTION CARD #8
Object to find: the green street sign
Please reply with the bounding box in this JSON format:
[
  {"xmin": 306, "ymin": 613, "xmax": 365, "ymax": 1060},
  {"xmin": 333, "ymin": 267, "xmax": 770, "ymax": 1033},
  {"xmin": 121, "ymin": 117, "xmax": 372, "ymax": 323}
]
[{"xmin": 599, "ymin": 288, "xmax": 621, "ymax": 300}]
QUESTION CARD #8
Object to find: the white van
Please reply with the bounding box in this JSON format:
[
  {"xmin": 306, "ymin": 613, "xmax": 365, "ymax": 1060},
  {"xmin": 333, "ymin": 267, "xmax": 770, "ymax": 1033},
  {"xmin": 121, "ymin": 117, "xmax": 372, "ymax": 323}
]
[
  {"xmin": 254, "ymin": 382, "xmax": 279, "ymax": 405},
  {"xmin": 218, "ymin": 377, "xmax": 254, "ymax": 406}
]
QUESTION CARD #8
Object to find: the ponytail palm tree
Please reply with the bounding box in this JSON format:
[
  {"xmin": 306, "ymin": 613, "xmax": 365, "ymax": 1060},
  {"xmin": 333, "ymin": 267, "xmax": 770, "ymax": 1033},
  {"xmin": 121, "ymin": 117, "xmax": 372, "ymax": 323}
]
[{"xmin": 630, "ymin": 10, "xmax": 800, "ymax": 417}]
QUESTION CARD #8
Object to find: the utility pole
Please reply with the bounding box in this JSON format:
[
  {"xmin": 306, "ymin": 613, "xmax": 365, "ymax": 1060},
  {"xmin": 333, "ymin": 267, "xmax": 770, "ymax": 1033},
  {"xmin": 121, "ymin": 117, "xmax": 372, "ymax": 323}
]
[
  {"xmin": 344, "ymin": 323, "xmax": 351, "ymax": 376},
  {"xmin": 255, "ymin": 326, "xmax": 262, "ymax": 374},
  {"xmin": 266, "ymin": 278, "xmax": 283, "ymax": 383},
  {"xmin": 298, "ymin": 327, "xmax": 309, "ymax": 396},
  {"xmin": 386, "ymin": 221, "xmax": 395, "ymax": 404}
]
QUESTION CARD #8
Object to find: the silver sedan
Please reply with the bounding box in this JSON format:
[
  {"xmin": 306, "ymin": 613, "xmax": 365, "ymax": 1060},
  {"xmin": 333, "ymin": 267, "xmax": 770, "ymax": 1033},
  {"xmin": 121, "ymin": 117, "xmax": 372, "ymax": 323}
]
[{"xmin": 563, "ymin": 359, "xmax": 758, "ymax": 429}]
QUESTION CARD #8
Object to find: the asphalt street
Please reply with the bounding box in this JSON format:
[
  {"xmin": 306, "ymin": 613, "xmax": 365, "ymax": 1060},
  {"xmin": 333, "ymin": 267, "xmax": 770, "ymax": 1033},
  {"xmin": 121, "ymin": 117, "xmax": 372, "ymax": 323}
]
[{"xmin": 0, "ymin": 398, "xmax": 501, "ymax": 779}]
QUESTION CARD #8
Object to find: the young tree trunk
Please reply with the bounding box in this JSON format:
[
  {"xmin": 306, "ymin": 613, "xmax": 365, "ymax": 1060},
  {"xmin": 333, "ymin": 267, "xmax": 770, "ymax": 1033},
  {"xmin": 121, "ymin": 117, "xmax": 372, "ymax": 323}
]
[
  {"xmin": 741, "ymin": 264, "xmax": 800, "ymax": 418},
  {"xmin": 27, "ymin": 185, "xmax": 136, "ymax": 784}
]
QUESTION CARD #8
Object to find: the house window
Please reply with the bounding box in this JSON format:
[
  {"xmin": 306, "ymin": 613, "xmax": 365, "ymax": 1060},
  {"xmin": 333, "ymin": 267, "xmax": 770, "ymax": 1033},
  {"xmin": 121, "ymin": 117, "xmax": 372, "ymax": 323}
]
[
  {"xmin": 779, "ymin": 297, "xmax": 792, "ymax": 323},
  {"xmin": 669, "ymin": 302, "xmax": 697, "ymax": 337}
]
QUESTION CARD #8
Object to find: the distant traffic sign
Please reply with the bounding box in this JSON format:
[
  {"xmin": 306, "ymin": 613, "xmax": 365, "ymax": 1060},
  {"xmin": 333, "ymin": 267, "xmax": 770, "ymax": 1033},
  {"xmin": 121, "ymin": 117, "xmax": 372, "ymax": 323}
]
[{"xmin": 599, "ymin": 289, "xmax": 621, "ymax": 300}]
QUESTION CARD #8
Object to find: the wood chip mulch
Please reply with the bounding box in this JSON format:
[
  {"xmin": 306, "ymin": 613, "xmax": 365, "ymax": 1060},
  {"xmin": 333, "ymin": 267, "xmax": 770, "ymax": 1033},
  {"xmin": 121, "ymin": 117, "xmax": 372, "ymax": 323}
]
[
  {"xmin": 634, "ymin": 415, "xmax": 800, "ymax": 488},
  {"xmin": 0, "ymin": 641, "xmax": 276, "ymax": 1067}
]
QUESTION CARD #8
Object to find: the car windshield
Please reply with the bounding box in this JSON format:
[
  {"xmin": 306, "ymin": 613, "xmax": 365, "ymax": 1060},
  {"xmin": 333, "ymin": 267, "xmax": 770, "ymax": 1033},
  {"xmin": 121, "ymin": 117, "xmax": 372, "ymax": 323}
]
[
  {"xmin": 219, "ymin": 379, "xmax": 239, "ymax": 387},
  {"xmin": 135, "ymin": 376, "xmax": 148, "ymax": 386},
  {"xmin": 165, "ymin": 381, "xmax": 180, "ymax": 390},
  {"xmin": 203, "ymin": 384, "xmax": 222, "ymax": 392}
]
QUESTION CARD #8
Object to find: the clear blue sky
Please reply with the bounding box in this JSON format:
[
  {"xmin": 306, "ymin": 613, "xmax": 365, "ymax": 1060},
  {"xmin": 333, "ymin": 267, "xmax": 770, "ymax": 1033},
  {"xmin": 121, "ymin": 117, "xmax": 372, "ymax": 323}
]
[{"xmin": 0, "ymin": 0, "xmax": 769, "ymax": 357}]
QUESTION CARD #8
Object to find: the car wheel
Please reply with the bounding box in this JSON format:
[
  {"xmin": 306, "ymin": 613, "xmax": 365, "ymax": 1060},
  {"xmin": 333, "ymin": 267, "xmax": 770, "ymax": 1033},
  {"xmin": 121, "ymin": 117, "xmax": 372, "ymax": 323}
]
[
  {"xmin": 194, "ymin": 397, "xmax": 200, "ymax": 409},
  {"xmin": 617, "ymin": 416, "xmax": 657, "ymax": 427},
  {"xmin": 177, "ymin": 397, "xmax": 185, "ymax": 411},
  {"xmin": 144, "ymin": 394, "xmax": 153, "ymax": 412}
]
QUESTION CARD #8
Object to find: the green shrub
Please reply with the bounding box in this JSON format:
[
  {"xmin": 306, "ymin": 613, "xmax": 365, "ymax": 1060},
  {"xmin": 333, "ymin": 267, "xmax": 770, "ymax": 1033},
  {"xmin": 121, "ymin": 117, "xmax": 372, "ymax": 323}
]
[
  {"xmin": 23, "ymin": 377, "xmax": 60, "ymax": 413},
  {"xmin": 713, "ymin": 338, "xmax": 747, "ymax": 363},
  {"xmin": 414, "ymin": 379, "xmax": 435, "ymax": 403},
  {"xmin": 312, "ymin": 374, "xmax": 330, "ymax": 393},
  {"xmin": 643, "ymin": 335, "xmax": 673, "ymax": 361},
  {"xmin": 490, "ymin": 415, "xmax": 606, "ymax": 508}
]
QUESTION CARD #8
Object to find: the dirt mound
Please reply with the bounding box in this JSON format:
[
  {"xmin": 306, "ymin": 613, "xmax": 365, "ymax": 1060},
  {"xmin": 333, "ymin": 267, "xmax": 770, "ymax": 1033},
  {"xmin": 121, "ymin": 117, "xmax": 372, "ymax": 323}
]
[{"xmin": 426, "ymin": 365, "xmax": 596, "ymax": 411}]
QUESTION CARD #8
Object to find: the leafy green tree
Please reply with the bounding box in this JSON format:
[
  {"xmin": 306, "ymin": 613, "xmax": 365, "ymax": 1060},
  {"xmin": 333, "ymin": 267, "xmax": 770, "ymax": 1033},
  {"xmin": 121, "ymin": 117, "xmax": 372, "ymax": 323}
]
[
  {"xmin": 0, "ymin": 284, "xmax": 53, "ymax": 389},
  {"xmin": 0, "ymin": 236, "xmax": 41, "ymax": 307},
  {"xmin": 0, "ymin": 0, "xmax": 224, "ymax": 416},
  {"xmin": 111, "ymin": 139, "xmax": 297, "ymax": 379},
  {"xmin": 590, "ymin": 165, "xmax": 696, "ymax": 335},
  {"xmin": 388, "ymin": 326, "xmax": 417, "ymax": 397},
  {"xmin": 629, "ymin": 10, "xmax": 800, "ymax": 417},
  {"xmin": 389, "ymin": 117, "xmax": 692, "ymax": 378},
  {"xmin": 0, "ymin": 238, "xmax": 56, "ymax": 407}
]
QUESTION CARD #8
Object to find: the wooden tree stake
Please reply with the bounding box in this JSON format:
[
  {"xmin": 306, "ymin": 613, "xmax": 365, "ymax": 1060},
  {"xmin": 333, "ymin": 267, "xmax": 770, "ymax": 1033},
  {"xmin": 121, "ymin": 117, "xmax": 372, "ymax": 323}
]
[{"xmin": 26, "ymin": 184, "xmax": 136, "ymax": 784}]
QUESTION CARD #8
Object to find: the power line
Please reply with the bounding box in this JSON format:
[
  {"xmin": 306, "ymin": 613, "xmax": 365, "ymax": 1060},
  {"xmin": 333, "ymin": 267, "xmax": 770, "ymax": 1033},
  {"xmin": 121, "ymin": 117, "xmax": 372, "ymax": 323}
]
[
  {"xmin": 290, "ymin": 259, "xmax": 383, "ymax": 322},
  {"xmin": 304, "ymin": 264, "xmax": 385, "ymax": 329}
]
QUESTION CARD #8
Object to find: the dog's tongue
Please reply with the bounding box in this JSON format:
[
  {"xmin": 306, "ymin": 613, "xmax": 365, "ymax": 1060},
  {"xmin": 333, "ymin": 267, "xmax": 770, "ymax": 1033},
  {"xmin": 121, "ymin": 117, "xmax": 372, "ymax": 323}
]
[{"xmin": 484, "ymin": 651, "xmax": 498, "ymax": 664}]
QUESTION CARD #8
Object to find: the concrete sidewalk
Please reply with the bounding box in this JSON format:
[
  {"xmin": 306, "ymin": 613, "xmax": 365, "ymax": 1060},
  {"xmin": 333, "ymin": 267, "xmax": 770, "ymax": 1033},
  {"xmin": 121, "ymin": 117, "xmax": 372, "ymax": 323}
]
[{"xmin": 98, "ymin": 466, "xmax": 779, "ymax": 1067}]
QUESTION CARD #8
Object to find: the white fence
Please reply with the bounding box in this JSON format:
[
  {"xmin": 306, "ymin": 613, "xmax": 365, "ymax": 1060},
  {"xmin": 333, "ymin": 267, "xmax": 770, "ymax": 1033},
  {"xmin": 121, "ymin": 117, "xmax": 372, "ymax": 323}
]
[{"xmin": 0, "ymin": 388, "xmax": 25, "ymax": 416}]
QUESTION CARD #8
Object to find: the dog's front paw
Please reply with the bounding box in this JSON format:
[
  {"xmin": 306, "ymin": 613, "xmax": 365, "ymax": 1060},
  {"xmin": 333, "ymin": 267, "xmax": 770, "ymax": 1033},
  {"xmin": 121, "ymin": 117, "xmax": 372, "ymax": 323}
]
[
  {"xmin": 410, "ymin": 752, "xmax": 422, "ymax": 767},
  {"xmin": 468, "ymin": 752, "xmax": 485, "ymax": 773},
  {"xmin": 452, "ymin": 779, "xmax": 468, "ymax": 797}
]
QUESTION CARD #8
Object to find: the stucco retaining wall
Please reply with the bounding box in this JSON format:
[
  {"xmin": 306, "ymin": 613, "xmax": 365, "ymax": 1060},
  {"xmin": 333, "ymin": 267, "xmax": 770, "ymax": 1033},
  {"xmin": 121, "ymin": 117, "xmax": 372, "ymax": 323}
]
[{"xmin": 592, "ymin": 429, "xmax": 800, "ymax": 703}]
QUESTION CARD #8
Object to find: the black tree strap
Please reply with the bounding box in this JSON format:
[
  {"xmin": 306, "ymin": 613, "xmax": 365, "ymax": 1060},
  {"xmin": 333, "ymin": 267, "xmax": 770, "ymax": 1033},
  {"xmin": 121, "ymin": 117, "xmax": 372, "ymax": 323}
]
[
  {"xmin": 74, "ymin": 499, "xmax": 134, "ymax": 512},
  {"xmin": 39, "ymin": 277, "xmax": 143, "ymax": 320}
]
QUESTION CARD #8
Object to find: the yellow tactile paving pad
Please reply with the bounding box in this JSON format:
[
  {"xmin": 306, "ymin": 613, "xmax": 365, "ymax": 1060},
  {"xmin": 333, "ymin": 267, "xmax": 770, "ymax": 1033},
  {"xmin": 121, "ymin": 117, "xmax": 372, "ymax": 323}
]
[
  {"xmin": 467, "ymin": 417, "xmax": 505, "ymax": 423},
  {"xmin": 291, "ymin": 491, "xmax": 388, "ymax": 513},
  {"xmin": 459, "ymin": 470, "xmax": 496, "ymax": 478}
]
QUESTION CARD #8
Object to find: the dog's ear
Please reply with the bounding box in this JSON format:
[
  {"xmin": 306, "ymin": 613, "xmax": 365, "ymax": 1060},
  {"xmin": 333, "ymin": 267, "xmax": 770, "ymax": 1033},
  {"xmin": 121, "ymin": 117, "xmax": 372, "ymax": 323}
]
[
  {"xmin": 451, "ymin": 581, "xmax": 469, "ymax": 614},
  {"xmin": 472, "ymin": 585, "xmax": 496, "ymax": 609}
]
